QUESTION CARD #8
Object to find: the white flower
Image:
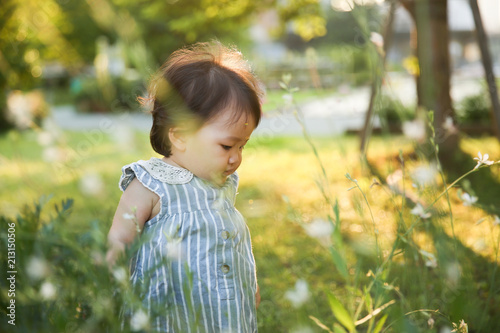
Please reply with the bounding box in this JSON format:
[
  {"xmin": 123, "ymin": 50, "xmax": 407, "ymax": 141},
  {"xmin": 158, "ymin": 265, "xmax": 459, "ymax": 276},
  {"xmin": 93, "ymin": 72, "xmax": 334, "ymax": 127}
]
[
  {"xmin": 428, "ymin": 317, "xmax": 435, "ymax": 329},
  {"xmin": 91, "ymin": 250, "xmax": 104, "ymax": 266},
  {"xmin": 386, "ymin": 169, "xmax": 403, "ymax": 190},
  {"xmin": 42, "ymin": 147, "xmax": 64, "ymax": 162},
  {"xmin": 112, "ymin": 267, "xmax": 128, "ymax": 283},
  {"xmin": 212, "ymin": 195, "xmax": 225, "ymax": 211},
  {"xmin": 6, "ymin": 91, "xmax": 32, "ymax": 129},
  {"xmin": 402, "ymin": 120, "xmax": 426, "ymax": 141},
  {"xmin": 130, "ymin": 309, "xmax": 149, "ymax": 331},
  {"xmin": 282, "ymin": 93, "xmax": 293, "ymax": 107},
  {"xmin": 79, "ymin": 171, "xmax": 104, "ymax": 196},
  {"xmin": 122, "ymin": 213, "xmax": 135, "ymax": 220},
  {"xmin": 303, "ymin": 219, "xmax": 333, "ymax": 246},
  {"xmin": 411, "ymin": 164, "xmax": 437, "ymax": 186},
  {"xmin": 40, "ymin": 281, "xmax": 57, "ymax": 300},
  {"xmin": 473, "ymin": 151, "xmax": 494, "ymax": 169},
  {"xmin": 411, "ymin": 204, "xmax": 431, "ymax": 219},
  {"xmin": 285, "ymin": 279, "xmax": 310, "ymax": 308},
  {"xmin": 37, "ymin": 131, "xmax": 54, "ymax": 146},
  {"xmin": 420, "ymin": 250, "xmax": 437, "ymax": 268},
  {"xmin": 451, "ymin": 320, "xmax": 468, "ymax": 333},
  {"xmin": 460, "ymin": 192, "xmax": 478, "ymax": 206},
  {"xmin": 446, "ymin": 262, "xmax": 461, "ymax": 287},
  {"xmin": 331, "ymin": 0, "xmax": 355, "ymax": 12},
  {"xmin": 165, "ymin": 239, "xmax": 183, "ymax": 261},
  {"xmin": 38, "ymin": 118, "xmax": 62, "ymax": 146},
  {"xmin": 26, "ymin": 257, "xmax": 50, "ymax": 281},
  {"xmin": 369, "ymin": 32, "xmax": 384, "ymax": 49},
  {"xmin": 443, "ymin": 117, "xmax": 455, "ymax": 132}
]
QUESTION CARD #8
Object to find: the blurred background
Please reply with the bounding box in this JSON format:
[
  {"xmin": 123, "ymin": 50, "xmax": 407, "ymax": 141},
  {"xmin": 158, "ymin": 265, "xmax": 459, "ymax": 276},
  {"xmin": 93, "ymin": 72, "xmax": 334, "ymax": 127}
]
[
  {"xmin": 2, "ymin": 0, "xmax": 499, "ymax": 132},
  {"xmin": 2, "ymin": 1, "xmax": 500, "ymax": 332}
]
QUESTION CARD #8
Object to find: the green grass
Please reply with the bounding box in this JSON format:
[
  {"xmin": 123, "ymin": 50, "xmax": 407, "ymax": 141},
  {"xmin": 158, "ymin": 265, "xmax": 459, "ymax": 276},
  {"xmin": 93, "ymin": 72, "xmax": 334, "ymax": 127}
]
[
  {"xmin": 1, "ymin": 129, "xmax": 500, "ymax": 332},
  {"xmin": 262, "ymin": 88, "xmax": 337, "ymax": 112}
]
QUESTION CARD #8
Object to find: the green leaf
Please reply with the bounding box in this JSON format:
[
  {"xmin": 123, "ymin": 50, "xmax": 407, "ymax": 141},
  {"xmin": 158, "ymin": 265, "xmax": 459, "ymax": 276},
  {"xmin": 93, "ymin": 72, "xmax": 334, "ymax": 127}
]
[
  {"xmin": 475, "ymin": 217, "xmax": 487, "ymax": 225},
  {"xmin": 364, "ymin": 289, "xmax": 372, "ymax": 313},
  {"xmin": 333, "ymin": 323, "xmax": 348, "ymax": 333},
  {"xmin": 282, "ymin": 73, "xmax": 292, "ymax": 84},
  {"xmin": 328, "ymin": 293, "xmax": 356, "ymax": 332},
  {"xmin": 372, "ymin": 314, "xmax": 388, "ymax": 333},
  {"xmin": 330, "ymin": 248, "xmax": 349, "ymax": 281},
  {"xmin": 333, "ymin": 198, "xmax": 340, "ymax": 224},
  {"xmin": 279, "ymin": 81, "xmax": 288, "ymax": 90}
]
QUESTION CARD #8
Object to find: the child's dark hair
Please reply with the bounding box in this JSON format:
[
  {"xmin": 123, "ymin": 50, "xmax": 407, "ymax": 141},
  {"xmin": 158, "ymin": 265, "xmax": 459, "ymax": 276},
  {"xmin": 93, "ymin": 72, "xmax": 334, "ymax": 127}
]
[{"xmin": 145, "ymin": 41, "xmax": 264, "ymax": 157}]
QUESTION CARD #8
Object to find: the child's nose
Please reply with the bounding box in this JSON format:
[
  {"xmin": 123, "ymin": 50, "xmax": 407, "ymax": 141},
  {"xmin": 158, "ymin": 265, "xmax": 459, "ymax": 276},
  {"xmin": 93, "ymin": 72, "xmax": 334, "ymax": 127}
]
[{"xmin": 228, "ymin": 150, "xmax": 242, "ymax": 166}]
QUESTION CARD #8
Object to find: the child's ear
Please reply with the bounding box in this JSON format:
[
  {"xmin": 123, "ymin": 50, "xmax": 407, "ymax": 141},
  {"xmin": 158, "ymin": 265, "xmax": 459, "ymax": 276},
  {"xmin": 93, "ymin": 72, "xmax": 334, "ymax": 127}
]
[{"xmin": 168, "ymin": 127, "xmax": 187, "ymax": 152}]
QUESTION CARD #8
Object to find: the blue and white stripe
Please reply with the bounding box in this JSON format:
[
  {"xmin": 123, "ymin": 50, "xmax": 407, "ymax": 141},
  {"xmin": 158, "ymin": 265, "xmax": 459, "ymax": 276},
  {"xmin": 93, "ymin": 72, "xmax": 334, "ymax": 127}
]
[{"xmin": 119, "ymin": 158, "xmax": 258, "ymax": 332}]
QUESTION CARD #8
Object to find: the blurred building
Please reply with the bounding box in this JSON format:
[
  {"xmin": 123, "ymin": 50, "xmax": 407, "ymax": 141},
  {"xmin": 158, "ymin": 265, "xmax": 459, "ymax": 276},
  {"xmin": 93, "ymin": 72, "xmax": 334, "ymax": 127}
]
[{"xmin": 390, "ymin": 0, "xmax": 500, "ymax": 73}]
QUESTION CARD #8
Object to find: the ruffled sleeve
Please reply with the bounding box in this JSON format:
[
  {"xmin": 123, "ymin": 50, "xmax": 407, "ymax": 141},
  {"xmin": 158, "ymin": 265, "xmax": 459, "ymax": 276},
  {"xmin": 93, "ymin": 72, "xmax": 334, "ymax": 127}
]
[
  {"xmin": 119, "ymin": 161, "xmax": 159, "ymax": 195},
  {"xmin": 118, "ymin": 160, "xmax": 168, "ymax": 227}
]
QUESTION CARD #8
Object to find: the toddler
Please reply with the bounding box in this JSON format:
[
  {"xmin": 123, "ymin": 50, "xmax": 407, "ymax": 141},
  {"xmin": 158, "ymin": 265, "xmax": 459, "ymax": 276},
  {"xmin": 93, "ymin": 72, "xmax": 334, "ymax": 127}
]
[{"xmin": 106, "ymin": 41, "xmax": 262, "ymax": 332}]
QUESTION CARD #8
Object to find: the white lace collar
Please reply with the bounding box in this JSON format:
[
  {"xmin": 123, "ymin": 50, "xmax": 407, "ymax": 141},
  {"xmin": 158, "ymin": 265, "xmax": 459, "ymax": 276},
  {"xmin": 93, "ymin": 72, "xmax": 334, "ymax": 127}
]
[{"xmin": 137, "ymin": 157, "xmax": 193, "ymax": 184}]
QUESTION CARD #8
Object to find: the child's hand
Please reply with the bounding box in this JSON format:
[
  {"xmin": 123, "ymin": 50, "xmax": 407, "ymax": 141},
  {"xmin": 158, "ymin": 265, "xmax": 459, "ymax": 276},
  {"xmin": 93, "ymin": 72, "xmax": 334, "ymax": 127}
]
[
  {"xmin": 105, "ymin": 241, "xmax": 124, "ymax": 269},
  {"xmin": 255, "ymin": 284, "xmax": 261, "ymax": 309}
]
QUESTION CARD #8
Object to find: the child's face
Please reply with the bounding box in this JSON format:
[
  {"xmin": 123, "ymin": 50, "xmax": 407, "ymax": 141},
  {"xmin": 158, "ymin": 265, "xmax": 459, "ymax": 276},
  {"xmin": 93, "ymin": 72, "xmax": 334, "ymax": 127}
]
[{"xmin": 181, "ymin": 108, "xmax": 255, "ymax": 185}]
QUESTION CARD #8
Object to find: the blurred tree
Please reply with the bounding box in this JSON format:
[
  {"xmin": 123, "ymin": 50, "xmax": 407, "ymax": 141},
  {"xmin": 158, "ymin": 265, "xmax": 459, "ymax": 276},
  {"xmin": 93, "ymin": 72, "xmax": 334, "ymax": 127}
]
[
  {"xmin": 0, "ymin": 0, "xmax": 326, "ymax": 128},
  {"xmin": 0, "ymin": 0, "xmax": 108, "ymax": 129},
  {"xmin": 275, "ymin": 0, "xmax": 327, "ymax": 43},
  {"xmin": 399, "ymin": 0, "xmax": 458, "ymax": 157},
  {"xmin": 95, "ymin": 0, "xmax": 326, "ymax": 64}
]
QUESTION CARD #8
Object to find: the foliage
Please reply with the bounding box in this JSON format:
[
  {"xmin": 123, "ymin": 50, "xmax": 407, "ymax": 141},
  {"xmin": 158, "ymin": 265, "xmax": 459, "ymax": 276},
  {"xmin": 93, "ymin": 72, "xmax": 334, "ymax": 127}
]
[
  {"xmin": 279, "ymin": 78, "xmax": 500, "ymax": 332},
  {"xmin": 283, "ymin": 3, "xmax": 381, "ymax": 50},
  {"xmin": 1, "ymin": 125, "xmax": 500, "ymax": 331},
  {"xmin": 72, "ymin": 75, "xmax": 145, "ymax": 113},
  {"xmin": 0, "ymin": 197, "xmax": 144, "ymax": 332},
  {"xmin": 376, "ymin": 94, "xmax": 415, "ymax": 127},
  {"xmin": 275, "ymin": 0, "xmax": 327, "ymax": 43},
  {"xmin": 456, "ymin": 92, "xmax": 491, "ymax": 126}
]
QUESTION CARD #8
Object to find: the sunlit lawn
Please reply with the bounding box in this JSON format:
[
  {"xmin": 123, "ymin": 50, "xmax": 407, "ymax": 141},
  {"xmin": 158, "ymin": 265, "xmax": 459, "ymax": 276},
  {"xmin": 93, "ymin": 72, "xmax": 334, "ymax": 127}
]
[
  {"xmin": 262, "ymin": 88, "xmax": 338, "ymax": 112},
  {"xmin": 1, "ymin": 129, "xmax": 499, "ymax": 331}
]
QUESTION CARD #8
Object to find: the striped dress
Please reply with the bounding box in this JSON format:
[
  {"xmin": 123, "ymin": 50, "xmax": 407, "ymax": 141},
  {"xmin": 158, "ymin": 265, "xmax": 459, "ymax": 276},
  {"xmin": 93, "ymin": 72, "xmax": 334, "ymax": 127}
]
[{"xmin": 119, "ymin": 157, "xmax": 258, "ymax": 332}]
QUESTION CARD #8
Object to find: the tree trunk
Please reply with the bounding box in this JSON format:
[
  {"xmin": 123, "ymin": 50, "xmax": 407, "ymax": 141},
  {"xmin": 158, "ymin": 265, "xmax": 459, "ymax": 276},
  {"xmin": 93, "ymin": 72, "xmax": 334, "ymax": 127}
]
[
  {"xmin": 359, "ymin": 1, "xmax": 396, "ymax": 154},
  {"xmin": 400, "ymin": 0, "xmax": 458, "ymax": 158},
  {"xmin": 469, "ymin": 0, "xmax": 500, "ymax": 140}
]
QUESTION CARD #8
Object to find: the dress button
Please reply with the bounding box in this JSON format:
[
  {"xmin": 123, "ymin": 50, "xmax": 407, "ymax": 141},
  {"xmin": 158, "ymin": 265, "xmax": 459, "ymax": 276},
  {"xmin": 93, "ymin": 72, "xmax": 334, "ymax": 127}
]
[
  {"xmin": 221, "ymin": 231, "xmax": 230, "ymax": 240},
  {"xmin": 221, "ymin": 264, "xmax": 230, "ymax": 274}
]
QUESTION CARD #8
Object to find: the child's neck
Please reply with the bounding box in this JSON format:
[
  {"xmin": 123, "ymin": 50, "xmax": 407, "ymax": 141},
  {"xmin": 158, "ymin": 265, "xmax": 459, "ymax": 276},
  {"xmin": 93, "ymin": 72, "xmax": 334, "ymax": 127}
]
[{"xmin": 161, "ymin": 156, "xmax": 185, "ymax": 169}]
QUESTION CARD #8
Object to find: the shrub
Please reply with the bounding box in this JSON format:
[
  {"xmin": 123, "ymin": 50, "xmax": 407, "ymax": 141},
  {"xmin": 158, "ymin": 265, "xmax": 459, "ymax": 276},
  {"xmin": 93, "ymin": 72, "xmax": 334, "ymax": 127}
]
[
  {"xmin": 0, "ymin": 197, "xmax": 141, "ymax": 332},
  {"xmin": 73, "ymin": 76, "xmax": 145, "ymax": 113},
  {"xmin": 456, "ymin": 93, "xmax": 491, "ymax": 126},
  {"xmin": 376, "ymin": 94, "xmax": 415, "ymax": 127}
]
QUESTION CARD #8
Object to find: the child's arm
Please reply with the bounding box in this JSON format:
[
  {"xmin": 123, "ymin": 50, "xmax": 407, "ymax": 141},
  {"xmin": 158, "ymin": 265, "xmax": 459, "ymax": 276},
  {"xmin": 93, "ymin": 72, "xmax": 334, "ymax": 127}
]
[{"xmin": 106, "ymin": 178, "xmax": 158, "ymax": 267}]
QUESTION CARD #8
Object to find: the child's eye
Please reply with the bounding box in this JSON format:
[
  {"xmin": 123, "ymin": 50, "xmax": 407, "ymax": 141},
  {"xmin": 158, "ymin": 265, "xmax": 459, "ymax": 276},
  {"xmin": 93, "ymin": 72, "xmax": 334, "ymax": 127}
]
[
  {"xmin": 239, "ymin": 145, "xmax": 245, "ymax": 151},
  {"xmin": 221, "ymin": 145, "xmax": 232, "ymax": 151}
]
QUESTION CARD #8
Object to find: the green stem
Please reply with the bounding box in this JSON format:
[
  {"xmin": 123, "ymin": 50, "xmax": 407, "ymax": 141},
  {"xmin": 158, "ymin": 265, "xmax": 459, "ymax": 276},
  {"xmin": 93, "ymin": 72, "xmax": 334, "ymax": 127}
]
[
  {"xmin": 425, "ymin": 168, "xmax": 477, "ymax": 210},
  {"xmin": 349, "ymin": 177, "xmax": 381, "ymax": 264}
]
